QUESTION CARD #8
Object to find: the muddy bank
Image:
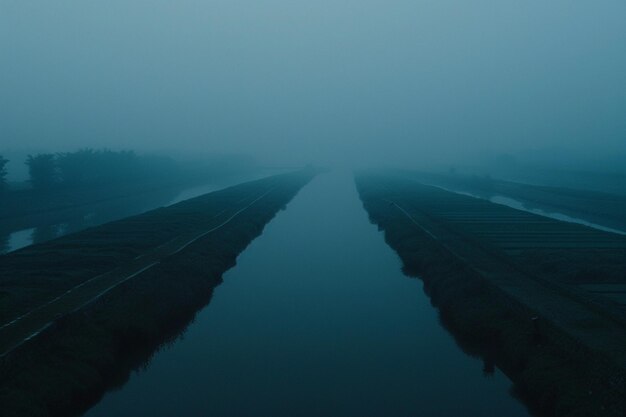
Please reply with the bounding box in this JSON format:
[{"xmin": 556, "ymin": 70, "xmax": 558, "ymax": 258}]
[
  {"xmin": 355, "ymin": 174, "xmax": 625, "ymax": 417},
  {"xmin": 0, "ymin": 169, "xmax": 314, "ymax": 417}
]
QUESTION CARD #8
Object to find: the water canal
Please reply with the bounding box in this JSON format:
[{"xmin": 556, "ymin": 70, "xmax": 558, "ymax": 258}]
[{"xmin": 84, "ymin": 172, "xmax": 530, "ymax": 417}]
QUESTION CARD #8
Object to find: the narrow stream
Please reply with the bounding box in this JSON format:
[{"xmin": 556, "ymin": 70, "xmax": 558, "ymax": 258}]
[{"xmin": 83, "ymin": 172, "xmax": 530, "ymax": 417}]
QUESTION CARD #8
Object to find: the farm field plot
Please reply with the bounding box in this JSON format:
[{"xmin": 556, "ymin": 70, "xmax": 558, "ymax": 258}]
[
  {"xmin": 366, "ymin": 174, "xmax": 626, "ymax": 311},
  {"xmin": 0, "ymin": 170, "xmax": 312, "ymax": 356},
  {"xmin": 356, "ymin": 172, "xmax": 626, "ymax": 415},
  {"xmin": 0, "ymin": 174, "xmax": 281, "ymax": 322},
  {"xmin": 402, "ymin": 170, "xmax": 626, "ymax": 233}
]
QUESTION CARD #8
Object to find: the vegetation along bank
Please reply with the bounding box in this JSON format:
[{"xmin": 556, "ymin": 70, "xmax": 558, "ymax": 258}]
[
  {"xmin": 0, "ymin": 168, "xmax": 315, "ymax": 417},
  {"xmin": 355, "ymin": 172, "xmax": 626, "ymax": 417}
]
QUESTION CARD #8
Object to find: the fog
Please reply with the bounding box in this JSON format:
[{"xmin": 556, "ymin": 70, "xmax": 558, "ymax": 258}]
[
  {"xmin": 2, "ymin": 0, "xmax": 625, "ymax": 170},
  {"xmin": 2, "ymin": 4, "xmax": 626, "ymax": 414}
]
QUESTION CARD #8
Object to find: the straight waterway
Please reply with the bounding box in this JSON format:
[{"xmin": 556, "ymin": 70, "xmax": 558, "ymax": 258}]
[{"xmin": 83, "ymin": 172, "xmax": 530, "ymax": 417}]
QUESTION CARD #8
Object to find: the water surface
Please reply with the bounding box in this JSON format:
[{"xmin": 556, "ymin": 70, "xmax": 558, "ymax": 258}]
[{"xmin": 84, "ymin": 172, "xmax": 530, "ymax": 417}]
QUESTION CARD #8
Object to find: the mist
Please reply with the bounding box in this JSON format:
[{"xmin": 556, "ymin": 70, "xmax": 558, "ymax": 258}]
[
  {"xmin": 2, "ymin": 1, "xmax": 626, "ymax": 170},
  {"xmin": 4, "ymin": 3, "xmax": 626, "ymax": 415}
]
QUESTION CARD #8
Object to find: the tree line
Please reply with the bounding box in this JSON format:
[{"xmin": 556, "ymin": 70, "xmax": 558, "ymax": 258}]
[
  {"xmin": 0, "ymin": 149, "xmax": 178, "ymax": 191},
  {"xmin": 0, "ymin": 155, "xmax": 8, "ymax": 190}
]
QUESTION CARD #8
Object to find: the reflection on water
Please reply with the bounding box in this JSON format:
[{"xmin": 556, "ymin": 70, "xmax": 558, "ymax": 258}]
[
  {"xmin": 83, "ymin": 172, "xmax": 530, "ymax": 417},
  {"xmin": 0, "ymin": 170, "xmax": 283, "ymax": 254},
  {"xmin": 7, "ymin": 228, "xmax": 35, "ymax": 252},
  {"xmin": 490, "ymin": 195, "xmax": 626, "ymax": 235}
]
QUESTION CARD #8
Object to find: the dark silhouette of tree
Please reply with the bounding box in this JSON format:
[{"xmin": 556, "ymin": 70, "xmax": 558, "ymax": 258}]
[
  {"xmin": 0, "ymin": 155, "xmax": 8, "ymax": 190},
  {"xmin": 26, "ymin": 154, "xmax": 58, "ymax": 190},
  {"xmin": 23, "ymin": 149, "xmax": 180, "ymax": 191},
  {"xmin": 56, "ymin": 149, "xmax": 94, "ymax": 185}
]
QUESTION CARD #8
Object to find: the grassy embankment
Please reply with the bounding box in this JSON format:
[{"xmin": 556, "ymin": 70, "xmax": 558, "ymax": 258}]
[
  {"xmin": 0, "ymin": 169, "xmax": 314, "ymax": 417},
  {"xmin": 356, "ymin": 173, "xmax": 626, "ymax": 417}
]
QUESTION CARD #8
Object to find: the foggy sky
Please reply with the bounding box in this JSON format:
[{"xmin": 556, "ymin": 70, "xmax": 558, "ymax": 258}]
[{"xmin": 1, "ymin": 0, "xmax": 625, "ymax": 167}]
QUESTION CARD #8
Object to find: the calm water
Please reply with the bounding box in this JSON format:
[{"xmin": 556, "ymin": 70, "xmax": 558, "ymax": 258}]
[{"xmin": 84, "ymin": 172, "xmax": 530, "ymax": 417}]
